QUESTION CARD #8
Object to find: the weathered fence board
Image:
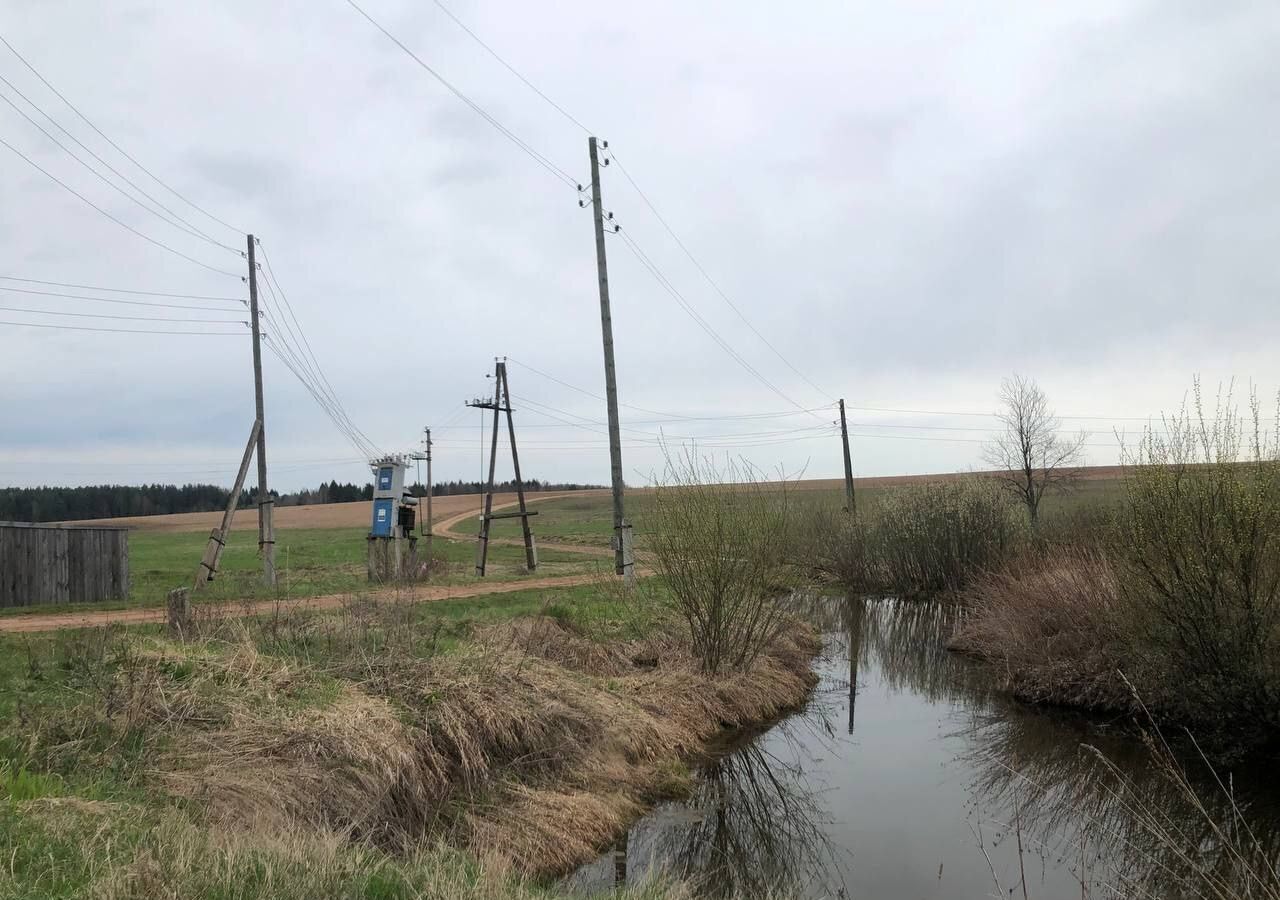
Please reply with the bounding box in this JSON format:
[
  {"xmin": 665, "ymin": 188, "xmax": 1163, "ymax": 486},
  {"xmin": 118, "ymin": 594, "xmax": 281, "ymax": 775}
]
[{"xmin": 0, "ymin": 522, "xmax": 130, "ymax": 607}]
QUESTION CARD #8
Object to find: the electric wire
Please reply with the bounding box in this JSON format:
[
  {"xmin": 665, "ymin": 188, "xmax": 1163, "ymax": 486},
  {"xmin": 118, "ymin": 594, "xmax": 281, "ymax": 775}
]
[
  {"xmin": 253, "ymin": 242, "xmax": 382, "ymax": 457},
  {"xmin": 0, "ymin": 285, "xmax": 245, "ymax": 312},
  {"xmin": 0, "ymin": 276, "xmax": 244, "ymax": 302},
  {"xmin": 0, "ymin": 135, "xmax": 241, "ymax": 277},
  {"xmin": 416, "ymin": 3, "xmax": 836, "ymax": 407},
  {"xmin": 506, "ymin": 357, "xmax": 831, "ymax": 423},
  {"xmin": 255, "ymin": 285, "xmax": 379, "ymax": 459},
  {"xmin": 429, "ymin": 0, "xmax": 592, "ymax": 135},
  {"xmin": 617, "ymin": 226, "xmax": 826, "ymax": 421},
  {"xmin": 256, "ymin": 240, "xmax": 376, "ymax": 453},
  {"xmin": 0, "ymin": 304, "xmax": 245, "ymax": 323},
  {"xmin": 258, "ymin": 313, "xmax": 377, "ymax": 459},
  {"xmin": 262, "ymin": 334, "xmax": 379, "ymax": 459},
  {"xmin": 0, "ymin": 318, "xmax": 245, "ymax": 335},
  {"xmin": 0, "ymin": 34, "xmax": 244, "ymax": 235},
  {"xmin": 611, "ymin": 152, "xmax": 837, "ymax": 405},
  {"xmin": 343, "ymin": 0, "xmax": 580, "ymax": 189},
  {"xmin": 0, "ymin": 78, "xmax": 242, "ymax": 254}
]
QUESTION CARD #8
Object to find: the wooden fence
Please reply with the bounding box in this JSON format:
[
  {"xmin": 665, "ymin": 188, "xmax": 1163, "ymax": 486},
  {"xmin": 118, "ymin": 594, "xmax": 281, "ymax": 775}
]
[{"xmin": 0, "ymin": 522, "xmax": 130, "ymax": 607}]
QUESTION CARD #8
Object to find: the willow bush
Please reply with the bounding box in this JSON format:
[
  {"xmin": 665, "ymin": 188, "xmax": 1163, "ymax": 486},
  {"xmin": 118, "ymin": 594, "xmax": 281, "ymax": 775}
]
[
  {"xmin": 1117, "ymin": 384, "xmax": 1280, "ymax": 738},
  {"xmin": 648, "ymin": 452, "xmax": 797, "ymax": 675},
  {"xmin": 870, "ymin": 478, "xmax": 1019, "ymax": 595},
  {"xmin": 802, "ymin": 477, "xmax": 1020, "ymax": 597}
]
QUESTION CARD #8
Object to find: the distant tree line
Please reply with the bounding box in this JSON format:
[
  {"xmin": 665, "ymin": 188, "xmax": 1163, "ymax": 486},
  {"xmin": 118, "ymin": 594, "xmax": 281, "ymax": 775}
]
[{"xmin": 1, "ymin": 479, "xmax": 603, "ymax": 523}]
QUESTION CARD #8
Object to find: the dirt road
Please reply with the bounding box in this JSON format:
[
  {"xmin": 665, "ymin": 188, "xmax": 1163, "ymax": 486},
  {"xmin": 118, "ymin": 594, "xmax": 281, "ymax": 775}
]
[{"xmin": 0, "ymin": 573, "xmax": 613, "ymax": 634}]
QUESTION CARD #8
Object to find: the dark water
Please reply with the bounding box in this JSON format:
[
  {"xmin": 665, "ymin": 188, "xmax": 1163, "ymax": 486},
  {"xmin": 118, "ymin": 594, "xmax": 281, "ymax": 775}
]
[{"xmin": 568, "ymin": 596, "xmax": 1280, "ymax": 899}]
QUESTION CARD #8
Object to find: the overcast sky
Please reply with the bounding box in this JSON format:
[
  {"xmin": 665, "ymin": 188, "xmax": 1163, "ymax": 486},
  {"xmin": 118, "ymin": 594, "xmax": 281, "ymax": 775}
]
[{"xmin": 2, "ymin": 0, "xmax": 1278, "ymax": 491}]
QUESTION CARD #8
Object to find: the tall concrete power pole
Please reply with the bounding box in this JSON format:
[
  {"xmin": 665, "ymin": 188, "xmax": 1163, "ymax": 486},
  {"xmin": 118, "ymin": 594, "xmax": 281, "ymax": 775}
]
[
  {"xmin": 587, "ymin": 137, "xmax": 633, "ymax": 579},
  {"xmin": 246, "ymin": 235, "xmax": 276, "ymax": 585}
]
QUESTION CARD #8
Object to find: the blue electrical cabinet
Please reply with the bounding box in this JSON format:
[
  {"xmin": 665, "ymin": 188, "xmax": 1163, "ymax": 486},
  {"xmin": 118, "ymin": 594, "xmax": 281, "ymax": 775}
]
[{"xmin": 371, "ymin": 498, "xmax": 394, "ymax": 537}]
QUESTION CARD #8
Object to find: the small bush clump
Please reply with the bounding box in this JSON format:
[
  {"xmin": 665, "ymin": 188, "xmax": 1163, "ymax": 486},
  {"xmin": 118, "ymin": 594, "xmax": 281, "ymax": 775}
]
[
  {"xmin": 803, "ymin": 476, "xmax": 1020, "ymax": 597},
  {"xmin": 649, "ymin": 451, "xmax": 799, "ymax": 675}
]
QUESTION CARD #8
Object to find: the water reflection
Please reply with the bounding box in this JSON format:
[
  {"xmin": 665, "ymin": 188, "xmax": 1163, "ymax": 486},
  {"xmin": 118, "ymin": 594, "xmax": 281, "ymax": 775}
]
[
  {"xmin": 571, "ymin": 595, "xmax": 1280, "ymax": 899},
  {"xmin": 572, "ymin": 720, "xmax": 847, "ymax": 899}
]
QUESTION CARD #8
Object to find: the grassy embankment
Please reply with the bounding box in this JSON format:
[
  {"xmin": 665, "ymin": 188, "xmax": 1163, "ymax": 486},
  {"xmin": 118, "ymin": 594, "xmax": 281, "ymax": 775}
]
[{"xmin": 0, "ymin": 577, "xmax": 819, "ymax": 898}]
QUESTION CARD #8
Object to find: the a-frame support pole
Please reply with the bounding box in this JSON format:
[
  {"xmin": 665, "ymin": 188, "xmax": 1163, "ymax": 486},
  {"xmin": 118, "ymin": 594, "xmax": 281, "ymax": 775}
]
[
  {"xmin": 469, "ymin": 358, "xmax": 539, "ymax": 576},
  {"xmin": 499, "ymin": 362, "xmax": 537, "ymax": 570},
  {"xmin": 194, "ymin": 418, "xmax": 262, "ymax": 590},
  {"xmin": 475, "ymin": 358, "xmax": 503, "ymax": 576}
]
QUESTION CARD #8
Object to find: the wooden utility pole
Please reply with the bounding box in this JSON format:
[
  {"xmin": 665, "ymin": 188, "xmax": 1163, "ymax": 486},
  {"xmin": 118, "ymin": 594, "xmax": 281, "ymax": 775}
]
[
  {"xmin": 468, "ymin": 359, "xmax": 538, "ymax": 575},
  {"xmin": 587, "ymin": 136, "xmax": 633, "ymax": 579},
  {"xmin": 839, "ymin": 398, "xmax": 856, "ymax": 515},
  {"xmin": 193, "ymin": 418, "xmax": 261, "ymax": 590},
  {"xmin": 422, "ymin": 427, "xmax": 433, "ymax": 549},
  {"xmin": 247, "ymin": 234, "xmax": 276, "ymax": 584}
]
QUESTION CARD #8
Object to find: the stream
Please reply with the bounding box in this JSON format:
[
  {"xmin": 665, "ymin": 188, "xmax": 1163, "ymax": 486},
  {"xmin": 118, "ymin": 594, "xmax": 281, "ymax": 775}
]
[{"xmin": 568, "ymin": 596, "xmax": 1280, "ymax": 899}]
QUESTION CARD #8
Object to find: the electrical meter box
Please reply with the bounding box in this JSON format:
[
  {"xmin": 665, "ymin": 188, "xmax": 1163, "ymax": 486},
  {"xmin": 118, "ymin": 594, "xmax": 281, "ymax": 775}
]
[
  {"xmin": 371, "ymin": 498, "xmax": 395, "ymax": 537},
  {"xmin": 369, "ymin": 458, "xmax": 413, "ymax": 538}
]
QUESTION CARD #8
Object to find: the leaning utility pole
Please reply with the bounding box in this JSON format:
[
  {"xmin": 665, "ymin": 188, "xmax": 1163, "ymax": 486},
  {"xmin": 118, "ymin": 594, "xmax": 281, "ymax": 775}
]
[
  {"xmin": 839, "ymin": 398, "xmax": 856, "ymax": 516},
  {"xmin": 586, "ymin": 136, "xmax": 633, "ymax": 579},
  {"xmin": 246, "ymin": 235, "xmax": 276, "ymax": 584}
]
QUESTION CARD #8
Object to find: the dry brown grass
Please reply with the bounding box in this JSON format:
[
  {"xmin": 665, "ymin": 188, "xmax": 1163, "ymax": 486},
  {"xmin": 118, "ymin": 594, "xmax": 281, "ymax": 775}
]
[
  {"xmin": 34, "ymin": 607, "xmax": 819, "ymax": 880},
  {"xmin": 951, "ymin": 547, "xmax": 1135, "ymax": 710}
]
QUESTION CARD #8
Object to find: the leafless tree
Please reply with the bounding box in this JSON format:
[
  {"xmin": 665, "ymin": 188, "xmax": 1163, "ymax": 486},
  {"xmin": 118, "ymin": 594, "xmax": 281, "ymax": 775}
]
[{"xmin": 982, "ymin": 374, "xmax": 1088, "ymax": 526}]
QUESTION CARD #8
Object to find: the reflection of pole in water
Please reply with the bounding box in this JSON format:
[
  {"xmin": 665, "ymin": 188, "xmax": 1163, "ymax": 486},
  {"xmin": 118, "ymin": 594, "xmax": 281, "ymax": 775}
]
[
  {"xmin": 613, "ymin": 831, "xmax": 628, "ymax": 887},
  {"xmin": 847, "ymin": 596, "xmax": 864, "ymax": 735}
]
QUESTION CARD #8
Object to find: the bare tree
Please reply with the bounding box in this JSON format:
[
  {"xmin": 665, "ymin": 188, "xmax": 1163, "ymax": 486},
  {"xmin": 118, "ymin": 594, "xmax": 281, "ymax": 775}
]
[{"xmin": 982, "ymin": 375, "xmax": 1088, "ymax": 526}]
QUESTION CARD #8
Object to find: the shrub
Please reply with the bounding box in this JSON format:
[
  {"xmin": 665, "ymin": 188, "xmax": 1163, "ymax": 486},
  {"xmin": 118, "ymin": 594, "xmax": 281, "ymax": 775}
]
[
  {"xmin": 648, "ymin": 452, "xmax": 797, "ymax": 675},
  {"xmin": 795, "ymin": 500, "xmax": 876, "ymax": 590},
  {"xmin": 1115, "ymin": 384, "xmax": 1280, "ymax": 739},
  {"xmin": 952, "ymin": 548, "xmax": 1133, "ymax": 710},
  {"xmin": 870, "ymin": 477, "xmax": 1019, "ymax": 595}
]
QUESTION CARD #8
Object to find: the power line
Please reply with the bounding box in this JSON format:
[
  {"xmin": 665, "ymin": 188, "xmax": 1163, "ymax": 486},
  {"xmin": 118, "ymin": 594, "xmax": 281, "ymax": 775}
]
[
  {"xmin": 0, "ymin": 78, "xmax": 242, "ymax": 254},
  {"xmin": 611, "ymin": 152, "xmax": 837, "ymax": 404},
  {"xmin": 0, "ymin": 285, "xmax": 244, "ymax": 312},
  {"xmin": 0, "ymin": 134, "xmax": 241, "ymax": 278},
  {"xmin": 0, "ymin": 34, "xmax": 243, "ymax": 235},
  {"xmin": 0, "ymin": 318, "xmax": 246, "ymax": 336},
  {"xmin": 262, "ymin": 334, "xmax": 378, "ymax": 460},
  {"xmin": 430, "ymin": 0, "xmax": 592, "ymax": 135},
  {"xmin": 843, "ymin": 403, "xmax": 1191, "ymax": 423},
  {"xmin": 506, "ymin": 357, "xmax": 831, "ymax": 423},
  {"xmin": 257, "ymin": 241, "xmax": 378, "ymax": 453},
  {"xmin": 260, "ymin": 318, "xmax": 376, "ymax": 459},
  {"xmin": 0, "ymin": 304, "xmax": 243, "ymax": 323},
  {"xmin": 617, "ymin": 226, "xmax": 825, "ymax": 420},
  {"xmin": 418, "ymin": 3, "xmax": 835, "ymax": 406},
  {"xmin": 254, "ymin": 240, "xmax": 382, "ymax": 458},
  {"xmin": 344, "ymin": 0, "xmax": 580, "ymax": 189},
  {"xmin": 0, "ymin": 276, "xmax": 244, "ymax": 302}
]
